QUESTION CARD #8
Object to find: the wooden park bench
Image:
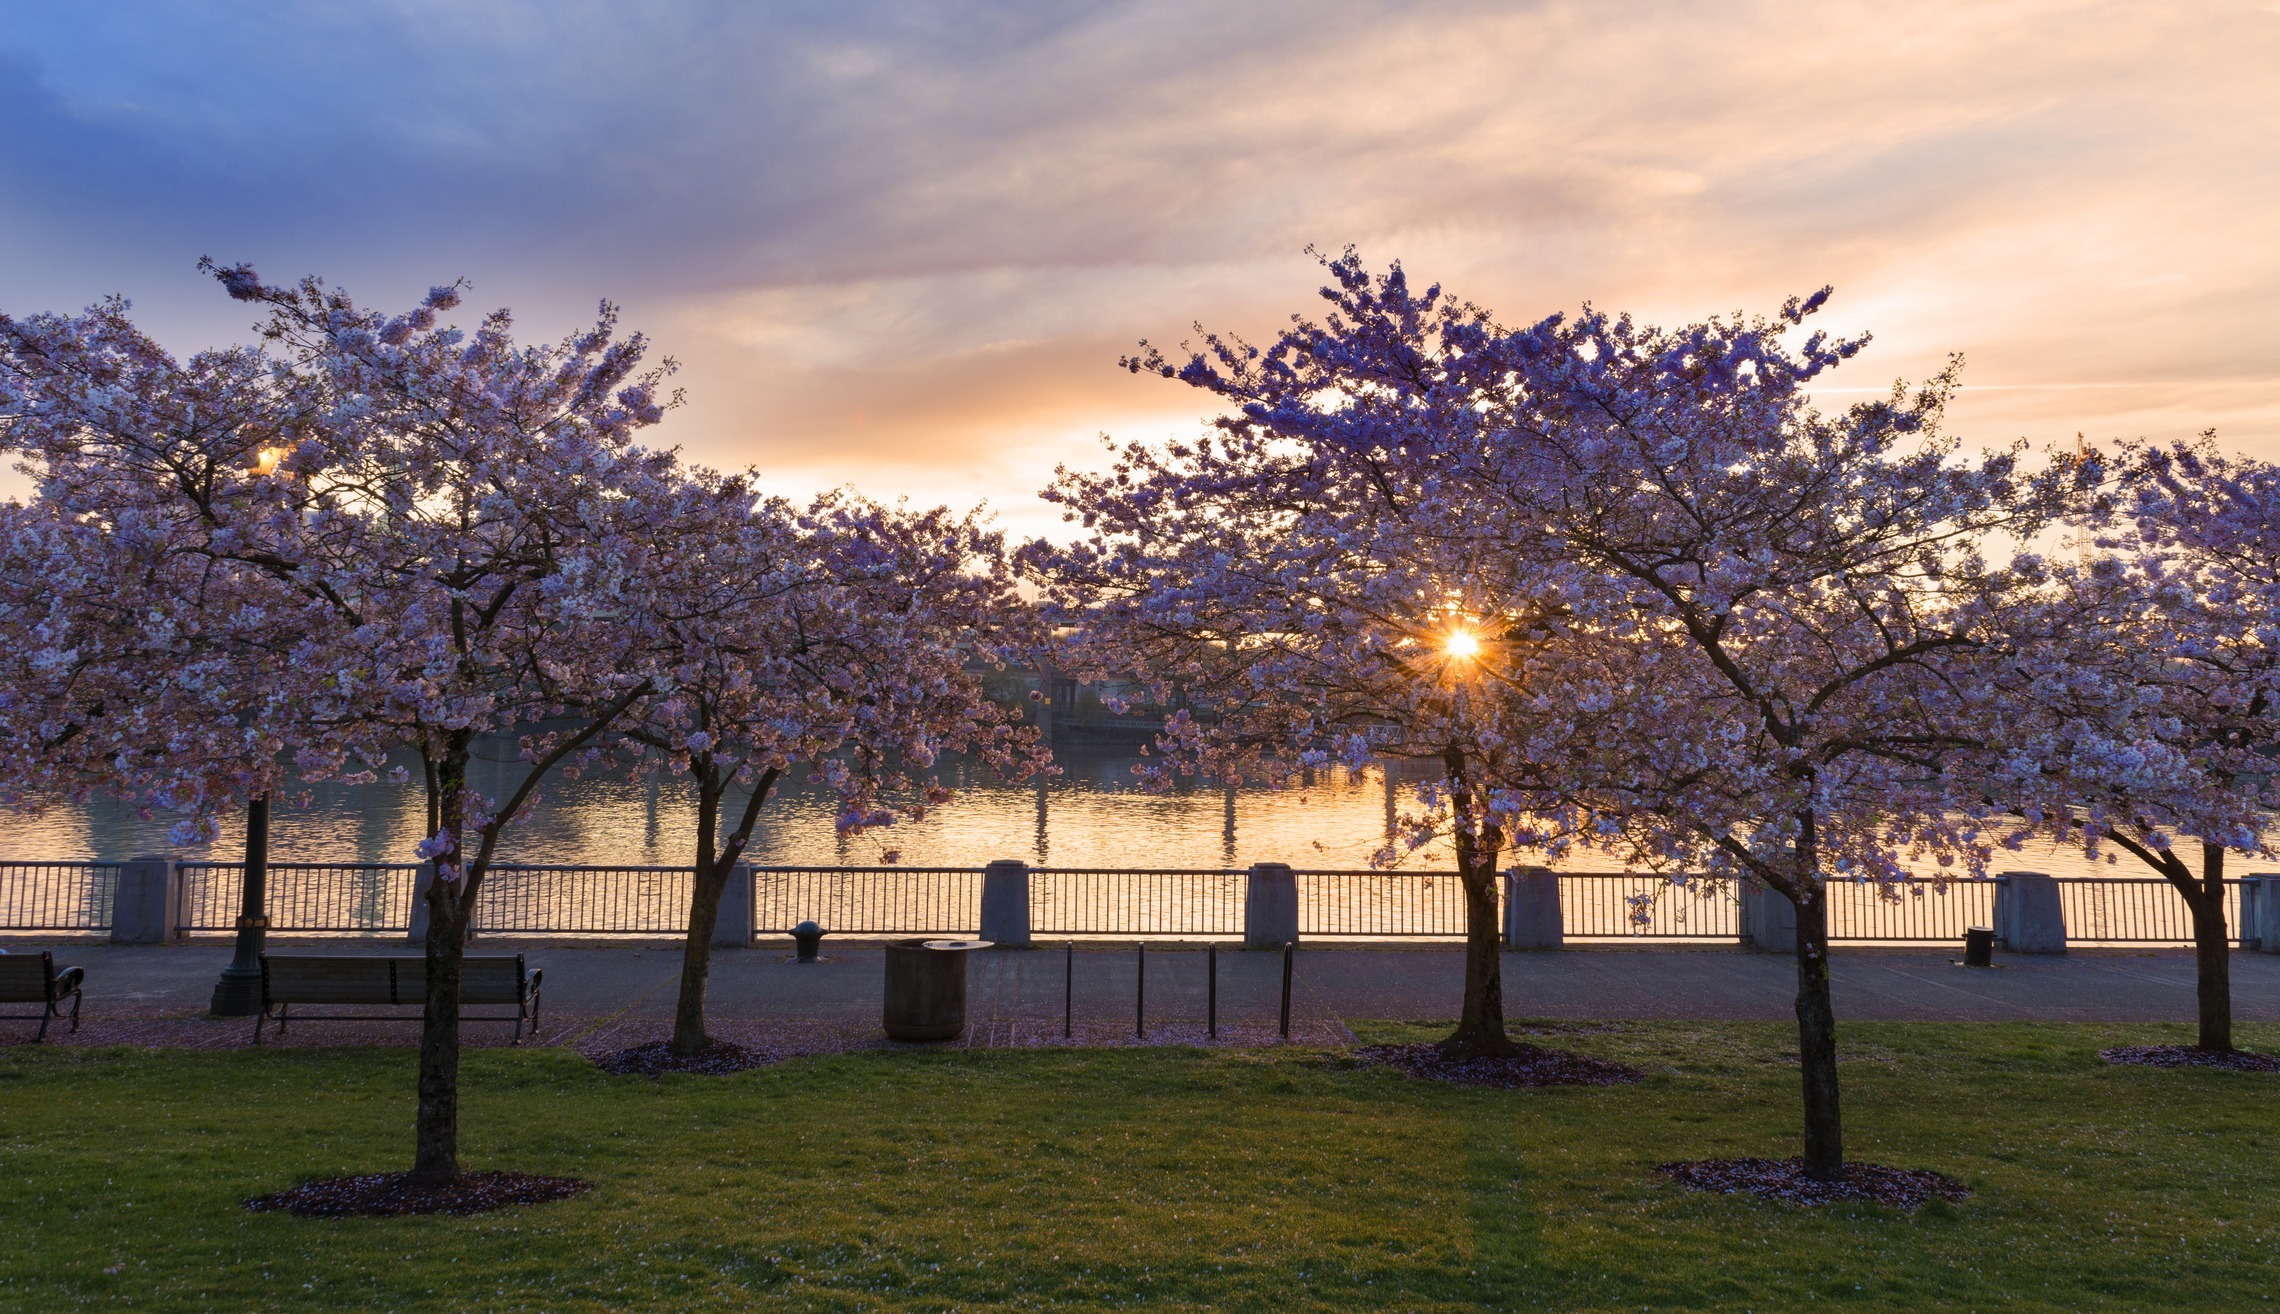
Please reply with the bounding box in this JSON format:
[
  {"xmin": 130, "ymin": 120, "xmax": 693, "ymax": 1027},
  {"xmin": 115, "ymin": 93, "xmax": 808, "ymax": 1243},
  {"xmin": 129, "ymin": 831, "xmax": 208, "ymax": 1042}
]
[
  {"xmin": 0, "ymin": 951, "xmax": 84, "ymax": 1040},
  {"xmin": 255, "ymin": 954, "xmax": 543, "ymax": 1045}
]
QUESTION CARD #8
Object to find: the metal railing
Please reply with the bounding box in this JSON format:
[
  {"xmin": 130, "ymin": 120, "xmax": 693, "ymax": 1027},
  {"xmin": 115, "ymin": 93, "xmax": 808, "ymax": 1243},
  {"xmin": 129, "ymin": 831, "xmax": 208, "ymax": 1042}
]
[
  {"xmin": 1562, "ymin": 875, "xmax": 2243, "ymax": 945},
  {"xmin": 1562, "ymin": 872, "xmax": 1742, "ymax": 939},
  {"xmin": 474, "ymin": 864, "xmax": 696, "ymax": 936},
  {"xmin": 1296, "ymin": 869, "xmax": 1477, "ymax": 938},
  {"xmin": 753, "ymin": 866, "xmax": 982, "ymax": 936},
  {"xmin": 177, "ymin": 862, "xmax": 422, "ymax": 934},
  {"xmin": 181, "ymin": 863, "xmax": 741, "ymax": 937},
  {"xmin": 2055, "ymin": 877, "xmax": 2245, "ymax": 945},
  {"xmin": 0, "ymin": 861, "xmax": 118, "ymax": 931},
  {"xmin": 1822, "ymin": 877, "xmax": 2000, "ymax": 943},
  {"xmin": 0, "ymin": 859, "xmax": 2259, "ymax": 946},
  {"xmin": 1032, "ymin": 868, "xmax": 1246, "ymax": 937}
]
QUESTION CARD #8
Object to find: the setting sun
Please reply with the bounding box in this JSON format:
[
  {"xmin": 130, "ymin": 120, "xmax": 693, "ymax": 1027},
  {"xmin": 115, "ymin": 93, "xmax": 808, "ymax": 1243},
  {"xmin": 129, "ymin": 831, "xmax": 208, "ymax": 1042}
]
[{"xmin": 1443, "ymin": 629, "xmax": 1481, "ymax": 660}]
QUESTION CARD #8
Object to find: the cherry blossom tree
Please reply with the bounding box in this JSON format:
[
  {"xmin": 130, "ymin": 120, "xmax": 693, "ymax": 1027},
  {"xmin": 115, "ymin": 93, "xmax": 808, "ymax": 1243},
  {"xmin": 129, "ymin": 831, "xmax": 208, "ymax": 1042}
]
[
  {"xmin": 1028, "ymin": 259, "xmax": 1584, "ymax": 1058},
  {"xmin": 624, "ymin": 476, "xmax": 1047, "ymax": 1057},
  {"xmin": 0, "ymin": 503, "xmax": 259, "ymax": 831},
  {"xmin": 1049, "ymin": 252, "xmax": 2088, "ymax": 1181},
  {"xmin": 1989, "ymin": 438, "xmax": 2280, "ymax": 1053},
  {"xmin": 0, "ymin": 298, "xmax": 365, "ymax": 843},
  {"xmin": 1438, "ymin": 275, "xmax": 2089, "ymax": 1180},
  {"xmin": 189, "ymin": 263, "xmax": 681, "ymax": 1183}
]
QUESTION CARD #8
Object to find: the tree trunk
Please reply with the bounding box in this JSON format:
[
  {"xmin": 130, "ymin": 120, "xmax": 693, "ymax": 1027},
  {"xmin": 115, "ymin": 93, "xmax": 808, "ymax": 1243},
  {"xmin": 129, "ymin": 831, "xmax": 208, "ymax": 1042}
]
[
  {"xmin": 671, "ymin": 860, "xmax": 733, "ymax": 1055},
  {"xmin": 670, "ymin": 764, "xmax": 780, "ymax": 1057},
  {"xmin": 411, "ymin": 735, "xmax": 473, "ymax": 1186},
  {"xmin": 2119, "ymin": 834, "xmax": 2235, "ymax": 1053},
  {"xmin": 672, "ymin": 776, "xmax": 726, "ymax": 1056},
  {"xmin": 1442, "ymin": 852, "xmax": 1516, "ymax": 1057},
  {"xmin": 1437, "ymin": 746, "xmax": 1514, "ymax": 1058},
  {"xmin": 2189, "ymin": 841, "xmax": 2232, "ymax": 1053},
  {"xmin": 1790, "ymin": 882, "xmax": 1843, "ymax": 1181},
  {"xmin": 413, "ymin": 884, "xmax": 467, "ymax": 1184}
]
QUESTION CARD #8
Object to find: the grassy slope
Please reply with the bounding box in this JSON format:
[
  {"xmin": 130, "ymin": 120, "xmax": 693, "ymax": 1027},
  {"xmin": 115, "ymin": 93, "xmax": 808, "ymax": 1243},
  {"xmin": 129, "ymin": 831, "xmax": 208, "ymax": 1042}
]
[{"xmin": 1, "ymin": 1021, "xmax": 2276, "ymax": 1312}]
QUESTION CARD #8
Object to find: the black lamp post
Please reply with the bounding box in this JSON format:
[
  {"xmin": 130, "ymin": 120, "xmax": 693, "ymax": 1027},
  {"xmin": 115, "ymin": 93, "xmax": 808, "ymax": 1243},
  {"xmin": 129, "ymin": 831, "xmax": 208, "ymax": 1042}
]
[{"xmin": 207, "ymin": 793, "xmax": 270, "ymax": 1016}]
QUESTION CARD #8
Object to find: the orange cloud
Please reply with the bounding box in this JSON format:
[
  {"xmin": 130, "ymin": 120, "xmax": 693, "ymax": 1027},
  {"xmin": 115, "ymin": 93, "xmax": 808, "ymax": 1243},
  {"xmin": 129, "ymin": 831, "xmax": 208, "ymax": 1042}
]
[{"xmin": 0, "ymin": 0, "xmax": 2270, "ymax": 523}]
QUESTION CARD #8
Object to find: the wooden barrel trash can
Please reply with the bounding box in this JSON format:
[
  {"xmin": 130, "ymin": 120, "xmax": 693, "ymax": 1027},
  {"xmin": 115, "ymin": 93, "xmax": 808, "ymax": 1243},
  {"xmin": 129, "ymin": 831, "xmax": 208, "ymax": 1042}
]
[{"xmin": 883, "ymin": 938, "xmax": 992, "ymax": 1042}]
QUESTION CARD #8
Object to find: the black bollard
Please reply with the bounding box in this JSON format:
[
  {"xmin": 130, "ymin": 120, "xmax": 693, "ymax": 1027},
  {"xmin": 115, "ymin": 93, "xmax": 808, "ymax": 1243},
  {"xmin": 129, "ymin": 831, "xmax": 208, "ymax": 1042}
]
[
  {"xmin": 1207, "ymin": 941, "xmax": 1218, "ymax": 1039},
  {"xmin": 1136, "ymin": 941, "xmax": 1146, "ymax": 1038},
  {"xmin": 1279, "ymin": 941, "xmax": 1293, "ymax": 1039},
  {"xmin": 1064, "ymin": 940, "xmax": 1074, "ymax": 1038}
]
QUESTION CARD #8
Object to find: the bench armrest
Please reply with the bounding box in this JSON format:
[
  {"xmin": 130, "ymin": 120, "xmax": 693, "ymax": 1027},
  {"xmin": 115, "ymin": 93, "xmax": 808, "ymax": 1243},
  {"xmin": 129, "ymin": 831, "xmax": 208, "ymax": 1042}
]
[
  {"xmin": 525, "ymin": 967, "xmax": 543, "ymax": 994},
  {"xmin": 53, "ymin": 965, "xmax": 84, "ymax": 997}
]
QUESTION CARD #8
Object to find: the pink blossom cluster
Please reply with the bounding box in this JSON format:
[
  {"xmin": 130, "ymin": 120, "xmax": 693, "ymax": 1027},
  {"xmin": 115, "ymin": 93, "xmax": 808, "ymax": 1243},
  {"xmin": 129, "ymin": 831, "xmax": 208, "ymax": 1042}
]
[
  {"xmin": 1, "ymin": 269, "xmax": 1043, "ymax": 887},
  {"xmin": 0, "ymin": 265, "xmax": 1048, "ymax": 1175},
  {"xmin": 1031, "ymin": 252, "xmax": 2254, "ymax": 909},
  {"xmin": 1025, "ymin": 251, "xmax": 2270, "ymax": 1128}
]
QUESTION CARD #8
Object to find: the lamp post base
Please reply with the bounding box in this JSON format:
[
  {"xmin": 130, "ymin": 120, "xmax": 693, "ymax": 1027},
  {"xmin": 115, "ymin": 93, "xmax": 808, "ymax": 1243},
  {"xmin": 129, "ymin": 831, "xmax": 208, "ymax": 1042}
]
[{"xmin": 209, "ymin": 965, "xmax": 263, "ymax": 1017}]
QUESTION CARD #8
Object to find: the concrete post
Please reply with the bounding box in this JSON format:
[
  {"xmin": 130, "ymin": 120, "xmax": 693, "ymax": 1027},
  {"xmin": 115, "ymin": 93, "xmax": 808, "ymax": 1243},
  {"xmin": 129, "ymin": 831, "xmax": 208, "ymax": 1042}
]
[
  {"xmin": 1994, "ymin": 871, "xmax": 2067, "ymax": 953},
  {"xmin": 2247, "ymin": 874, "xmax": 2280, "ymax": 953},
  {"xmin": 111, "ymin": 855, "xmax": 181, "ymax": 944},
  {"xmin": 1738, "ymin": 883, "xmax": 1796, "ymax": 954},
  {"xmin": 1244, "ymin": 862, "xmax": 1299, "ymax": 947},
  {"xmin": 713, "ymin": 863, "xmax": 756, "ymax": 948},
  {"xmin": 980, "ymin": 859, "xmax": 1032, "ymax": 947},
  {"xmin": 1503, "ymin": 866, "xmax": 1563, "ymax": 949}
]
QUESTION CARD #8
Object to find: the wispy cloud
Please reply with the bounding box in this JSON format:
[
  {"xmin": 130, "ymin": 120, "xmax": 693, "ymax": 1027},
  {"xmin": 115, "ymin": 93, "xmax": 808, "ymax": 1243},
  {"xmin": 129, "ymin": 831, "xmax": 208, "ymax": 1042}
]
[{"xmin": 2, "ymin": 0, "xmax": 2272, "ymax": 533}]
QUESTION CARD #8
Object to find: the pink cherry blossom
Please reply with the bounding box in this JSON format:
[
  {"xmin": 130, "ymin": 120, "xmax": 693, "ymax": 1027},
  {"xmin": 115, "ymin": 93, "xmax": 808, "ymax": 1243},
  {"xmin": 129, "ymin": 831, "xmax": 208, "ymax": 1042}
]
[
  {"xmin": 6, "ymin": 264, "xmax": 682, "ymax": 1184},
  {"xmin": 614, "ymin": 470, "xmax": 1048, "ymax": 1054},
  {"xmin": 1983, "ymin": 436, "xmax": 2280, "ymax": 1051},
  {"xmin": 1034, "ymin": 250, "xmax": 2096, "ymax": 1181}
]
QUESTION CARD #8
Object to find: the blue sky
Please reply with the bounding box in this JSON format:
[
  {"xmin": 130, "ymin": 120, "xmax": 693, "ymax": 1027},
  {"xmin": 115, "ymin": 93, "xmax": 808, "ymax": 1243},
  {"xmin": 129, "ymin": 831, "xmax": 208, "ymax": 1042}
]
[{"xmin": 3, "ymin": 0, "xmax": 2274, "ymax": 535}]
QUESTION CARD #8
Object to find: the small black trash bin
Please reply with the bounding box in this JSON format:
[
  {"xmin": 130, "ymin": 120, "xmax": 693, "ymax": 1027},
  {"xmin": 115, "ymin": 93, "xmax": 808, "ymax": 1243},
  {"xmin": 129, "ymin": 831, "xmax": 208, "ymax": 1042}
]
[
  {"xmin": 883, "ymin": 938, "xmax": 991, "ymax": 1041},
  {"xmin": 1963, "ymin": 925, "xmax": 1995, "ymax": 968}
]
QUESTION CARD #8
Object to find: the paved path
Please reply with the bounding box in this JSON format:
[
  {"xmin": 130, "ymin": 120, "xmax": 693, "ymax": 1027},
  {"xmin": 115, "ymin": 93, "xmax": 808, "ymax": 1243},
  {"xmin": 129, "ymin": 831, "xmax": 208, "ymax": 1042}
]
[{"xmin": 11, "ymin": 940, "xmax": 2277, "ymax": 1033}]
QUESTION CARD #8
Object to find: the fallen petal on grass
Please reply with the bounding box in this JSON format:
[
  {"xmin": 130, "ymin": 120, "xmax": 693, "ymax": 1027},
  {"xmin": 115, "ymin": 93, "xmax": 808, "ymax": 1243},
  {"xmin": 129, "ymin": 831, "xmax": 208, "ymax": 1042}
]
[
  {"xmin": 1352, "ymin": 1041, "xmax": 1642, "ymax": 1088},
  {"xmin": 245, "ymin": 1171, "xmax": 592, "ymax": 1218},
  {"xmin": 2100, "ymin": 1044, "xmax": 2280, "ymax": 1072},
  {"xmin": 590, "ymin": 1039, "xmax": 790, "ymax": 1077},
  {"xmin": 1656, "ymin": 1157, "xmax": 1970, "ymax": 1208}
]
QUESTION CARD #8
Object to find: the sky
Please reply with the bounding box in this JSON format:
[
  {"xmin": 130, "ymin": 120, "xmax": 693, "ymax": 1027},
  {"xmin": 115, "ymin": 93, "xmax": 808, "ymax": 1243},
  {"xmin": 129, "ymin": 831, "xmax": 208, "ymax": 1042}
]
[{"xmin": 1, "ymin": 0, "xmax": 2274, "ymax": 539}]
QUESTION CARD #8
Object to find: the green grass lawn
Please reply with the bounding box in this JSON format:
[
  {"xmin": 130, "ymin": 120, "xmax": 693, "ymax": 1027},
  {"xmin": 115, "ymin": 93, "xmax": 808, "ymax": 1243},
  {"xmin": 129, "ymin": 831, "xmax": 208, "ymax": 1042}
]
[{"xmin": 3, "ymin": 1021, "xmax": 2277, "ymax": 1312}]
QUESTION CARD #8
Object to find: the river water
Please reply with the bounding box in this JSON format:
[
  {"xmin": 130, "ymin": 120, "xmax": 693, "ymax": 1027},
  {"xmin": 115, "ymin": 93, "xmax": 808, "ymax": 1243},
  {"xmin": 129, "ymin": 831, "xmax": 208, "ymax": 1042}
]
[
  {"xmin": 2, "ymin": 744, "xmax": 1442, "ymax": 871},
  {"xmin": 1, "ymin": 739, "xmax": 2134, "ymax": 880}
]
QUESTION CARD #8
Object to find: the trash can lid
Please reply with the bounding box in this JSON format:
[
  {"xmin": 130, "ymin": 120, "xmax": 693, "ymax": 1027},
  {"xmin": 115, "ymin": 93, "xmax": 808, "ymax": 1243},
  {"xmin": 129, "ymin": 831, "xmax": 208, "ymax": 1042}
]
[{"xmin": 921, "ymin": 939, "xmax": 993, "ymax": 952}]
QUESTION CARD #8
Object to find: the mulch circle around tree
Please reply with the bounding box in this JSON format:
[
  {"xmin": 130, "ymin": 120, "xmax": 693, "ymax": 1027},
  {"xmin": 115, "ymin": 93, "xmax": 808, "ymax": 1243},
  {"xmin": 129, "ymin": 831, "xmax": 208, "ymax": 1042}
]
[
  {"xmin": 2101, "ymin": 1044, "xmax": 2280, "ymax": 1072},
  {"xmin": 244, "ymin": 1171, "xmax": 592, "ymax": 1218},
  {"xmin": 1352, "ymin": 1042, "xmax": 1643, "ymax": 1088},
  {"xmin": 591, "ymin": 1038, "xmax": 787, "ymax": 1077},
  {"xmin": 1657, "ymin": 1158, "xmax": 1970, "ymax": 1209}
]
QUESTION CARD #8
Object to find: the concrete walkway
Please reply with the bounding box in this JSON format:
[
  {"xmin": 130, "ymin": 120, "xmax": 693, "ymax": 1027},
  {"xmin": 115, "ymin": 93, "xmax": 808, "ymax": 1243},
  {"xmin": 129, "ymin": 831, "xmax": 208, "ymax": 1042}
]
[{"xmin": 12, "ymin": 939, "xmax": 2277, "ymax": 1031}]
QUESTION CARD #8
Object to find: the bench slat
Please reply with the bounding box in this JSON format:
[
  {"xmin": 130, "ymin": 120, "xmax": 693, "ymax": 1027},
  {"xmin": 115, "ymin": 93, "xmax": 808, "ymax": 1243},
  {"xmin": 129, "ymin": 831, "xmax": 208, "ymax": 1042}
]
[
  {"xmin": 263, "ymin": 955, "xmax": 527, "ymax": 1006},
  {"xmin": 0, "ymin": 956, "xmax": 52, "ymax": 1001},
  {"xmin": 460, "ymin": 959, "xmax": 523, "ymax": 1005},
  {"xmin": 265, "ymin": 957, "xmax": 394, "ymax": 1004}
]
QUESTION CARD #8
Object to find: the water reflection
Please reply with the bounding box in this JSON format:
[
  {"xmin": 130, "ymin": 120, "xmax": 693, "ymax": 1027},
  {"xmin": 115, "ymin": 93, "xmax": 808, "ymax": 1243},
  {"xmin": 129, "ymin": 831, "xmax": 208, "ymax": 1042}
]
[
  {"xmin": 5, "ymin": 742, "xmax": 1417, "ymax": 871},
  {"xmin": 2, "ymin": 738, "xmax": 2125, "ymax": 878}
]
